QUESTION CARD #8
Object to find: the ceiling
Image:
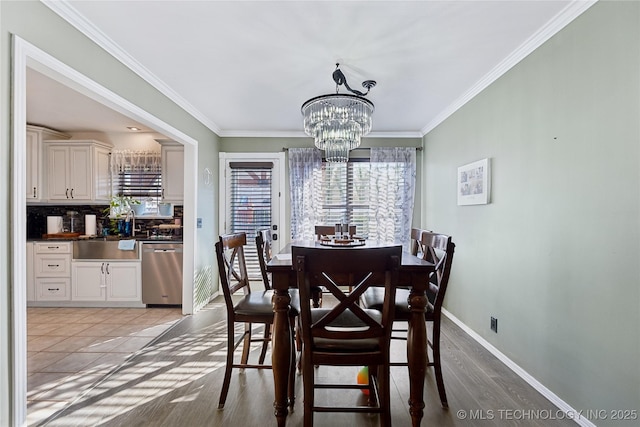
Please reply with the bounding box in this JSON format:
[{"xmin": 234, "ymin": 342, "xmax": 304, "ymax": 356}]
[{"xmin": 29, "ymin": 0, "xmax": 594, "ymax": 138}]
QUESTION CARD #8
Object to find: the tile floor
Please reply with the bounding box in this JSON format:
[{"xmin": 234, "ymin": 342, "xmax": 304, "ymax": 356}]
[{"xmin": 26, "ymin": 306, "xmax": 184, "ymax": 426}]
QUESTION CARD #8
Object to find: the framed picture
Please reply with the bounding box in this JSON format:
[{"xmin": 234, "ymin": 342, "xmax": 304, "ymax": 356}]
[{"xmin": 457, "ymin": 158, "xmax": 491, "ymax": 205}]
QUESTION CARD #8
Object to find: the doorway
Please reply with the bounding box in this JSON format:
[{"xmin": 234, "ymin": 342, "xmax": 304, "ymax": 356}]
[
  {"xmin": 12, "ymin": 36, "xmax": 198, "ymax": 426},
  {"xmin": 219, "ymin": 152, "xmax": 286, "ymax": 281}
]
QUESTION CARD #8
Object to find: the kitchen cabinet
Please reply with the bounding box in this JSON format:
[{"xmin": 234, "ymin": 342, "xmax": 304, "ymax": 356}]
[
  {"xmin": 71, "ymin": 261, "xmax": 141, "ymax": 302},
  {"xmin": 161, "ymin": 143, "xmax": 184, "ymax": 202},
  {"xmin": 32, "ymin": 242, "xmax": 72, "ymax": 302},
  {"xmin": 26, "ymin": 125, "xmax": 70, "ymax": 201},
  {"xmin": 44, "ymin": 140, "xmax": 112, "ymax": 202}
]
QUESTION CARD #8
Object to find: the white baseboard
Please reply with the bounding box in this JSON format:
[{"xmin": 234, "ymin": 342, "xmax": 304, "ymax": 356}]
[{"xmin": 442, "ymin": 308, "xmax": 596, "ymax": 427}]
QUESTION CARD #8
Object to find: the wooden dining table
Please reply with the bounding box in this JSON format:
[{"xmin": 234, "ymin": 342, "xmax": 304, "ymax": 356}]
[{"xmin": 267, "ymin": 240, "xmax": 436, "ymax": 426}]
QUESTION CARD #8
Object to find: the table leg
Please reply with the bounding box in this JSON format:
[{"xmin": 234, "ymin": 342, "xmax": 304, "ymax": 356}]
[
  {"xmin": 272, "ymin": 288, "xmax": 292, "ymax": 426},
  {"xmin": 407, "ymin": 287, "xmax": 427, "ymax": 426}
]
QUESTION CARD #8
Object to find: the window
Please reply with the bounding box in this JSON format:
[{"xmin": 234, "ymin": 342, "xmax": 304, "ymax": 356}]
[
  {"xmin": 289, "ymin": 147, "xmax": 416, "ymax": 244},
  {"xmin": 316, "ymin": 160, "xmax": 371, "ymax": 236},
  {"xmin": 111, "ymin": 150, "xmax": 162, "ymax": 215},
  {"xmin": 114, "ymin": 168, "xmax": 162, "ymax": 214}
]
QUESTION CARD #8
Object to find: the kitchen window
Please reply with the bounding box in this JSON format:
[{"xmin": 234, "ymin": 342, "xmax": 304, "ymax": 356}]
[{"xmin": 111, "ymin": 150, "xmax": 162, "ymax": 214}]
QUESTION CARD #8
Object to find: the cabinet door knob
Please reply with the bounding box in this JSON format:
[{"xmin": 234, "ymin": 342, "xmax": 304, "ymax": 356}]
[
  {"xmin": 65, "ymin": 189, "xmax": 69, "ymax": 198},
  {"xmin": 71, "ymin": 188, "xmax": 74, "ymax": 199},
  {"xmin": 33, "ymin": 187, "xmax": 37, "ymax": 198}
]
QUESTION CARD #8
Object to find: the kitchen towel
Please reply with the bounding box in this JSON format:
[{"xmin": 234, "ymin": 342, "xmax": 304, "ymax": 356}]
[
  {"xmin": 118, "ymin": 240, "xmax": 136, "ymax": 251},
  {"xmin": 47, "ymin": 216, "xmax": 63, "ymax": 234},
  {"xmin": 85, "ymin": 215, "xmax": 97, "ymax": 236}
]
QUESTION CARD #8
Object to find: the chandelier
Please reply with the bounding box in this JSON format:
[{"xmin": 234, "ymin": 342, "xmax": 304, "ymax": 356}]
[{"xmin": 301, "ymin": 64, "xmax": 376, "ymax": 162}]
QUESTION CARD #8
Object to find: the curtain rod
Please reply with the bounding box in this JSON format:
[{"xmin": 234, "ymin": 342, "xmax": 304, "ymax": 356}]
[{"xmin": 281, "ymin": 146, "xmax": 422, "ymax": 152}]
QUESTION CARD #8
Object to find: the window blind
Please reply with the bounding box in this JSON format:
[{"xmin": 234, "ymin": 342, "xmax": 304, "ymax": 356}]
[
  {"xmin": 230, "ymin": 163, "xmax": 273, "ymax": 281},
  {"xmin": 317, "ymin": 160, "xmax": 371, "ymax": 237}
]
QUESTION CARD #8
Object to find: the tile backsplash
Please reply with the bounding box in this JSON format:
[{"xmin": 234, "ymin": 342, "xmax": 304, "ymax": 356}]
[{"xmin": 27, "ymin": 204, "xmax": 183, "ymax": 239}]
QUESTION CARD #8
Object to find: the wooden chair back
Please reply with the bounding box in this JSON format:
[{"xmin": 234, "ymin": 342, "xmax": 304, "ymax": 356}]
[
  {"xmin": 292, "ymin": 245, "xmax": 401, "ymax": 361},
  {"xmin": 314, "ymin": 225, "xmax": 357, "ymax": 239},
  {"xmin": 418, "ymin": 231, "xmax": 455, "ymax": 315},
  {"xmin": 255, "ymin": 229, "xmax": 273, "ymax": 290},
  {"xmin": 409, "ymin": 227, "xmax": 433, "ymax": 257},
  {"xmin": 216, "ymin": 232, "xmax": 251, "ymax": 314}
]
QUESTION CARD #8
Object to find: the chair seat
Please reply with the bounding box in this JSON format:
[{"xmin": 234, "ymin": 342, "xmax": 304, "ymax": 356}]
[
  {"xmin": 234, "ymin": 289, "xmax": 300, "ymax": 320},
  {"xmin": 361, "ymin": 287, "xmax": 434, "ymax": 320},
  {"xmin": 310, "ymin": 308, "xmax": 382, "ymax": 352}
]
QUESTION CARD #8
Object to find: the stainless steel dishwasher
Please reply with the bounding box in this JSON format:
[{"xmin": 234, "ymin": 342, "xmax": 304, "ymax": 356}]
[{"xmin": 142, "ymin": 242, "xmax": 183, "ymax": 305}]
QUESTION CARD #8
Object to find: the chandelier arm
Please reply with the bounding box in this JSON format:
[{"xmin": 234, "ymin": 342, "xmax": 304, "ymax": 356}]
[{"xmin": 332, "ymin": 67, "xmax": 372, "ymax": 97}]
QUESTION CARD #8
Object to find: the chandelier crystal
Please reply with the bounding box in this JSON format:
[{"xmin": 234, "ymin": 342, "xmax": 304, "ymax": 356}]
[{"xmin": 301, "ymin": 64, "xmax": 376, "ymax": 162}]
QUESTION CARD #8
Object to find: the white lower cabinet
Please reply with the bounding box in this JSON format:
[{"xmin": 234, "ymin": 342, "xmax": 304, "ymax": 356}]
[
  {"xmin": 72, "ymin": 261, "xmax": 141, "ymax": 302},
  {"xmin": 36, "ymin": 278, "xmax": 70, "ymax": 301},
  {"xmin": 31, "ymin": 242, "xmax": 72, "ymax": 302}
]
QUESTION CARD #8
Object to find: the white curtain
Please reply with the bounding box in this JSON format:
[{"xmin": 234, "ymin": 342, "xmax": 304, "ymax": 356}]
[
  {"xmin": 110, "ymin": 150, "xmax": 161, "ymax": 175},
  {"xmin": 368, "ymin": 147, "xmax": 416, "ymax": 248},
  {"xmin": 289, "ymin": 148, "xmax": 322, "ymax": 240}
]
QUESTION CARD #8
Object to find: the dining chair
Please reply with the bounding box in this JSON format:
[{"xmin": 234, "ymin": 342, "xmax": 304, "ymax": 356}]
[
  {"xmin": 409, "ymin": 227, "xmax": 431, "ymax": 256},
  {"xmin": 215, "ymin": 232, "xmax": 298, "ymax": 409},
  {"xmin": 361, "ymin": 231, "xmax": 455, "ymax": 408},
  {"xmin": 256, "ymin": 229, "xmax": 323, "ymax": 308},
  {"xmin": 314, "ymin": 224, "xmax": 357, "ymax": 239},
  {"xmin": 292, "ymin": 245, "xmax": 401, "ymax": 426}
]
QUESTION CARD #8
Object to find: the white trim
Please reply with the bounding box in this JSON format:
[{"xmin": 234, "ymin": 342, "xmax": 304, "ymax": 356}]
[
  {"xmin": 11, "ymin": 34, "xmax": 29, "ymax": 427},
  {"xmin": 12, "ymin": 35, "xmax": 199, "ymax": 425},
  {"xmin": 442, "ymin": 308, "xmax": 597, "ymax": 427},
  {"xmin": 421, "ymin": 0, "xmax": 598, "ymax": 135},
  {"xmin": 218, "ymin": 130, "xmax": 424, "ymax": 139}
]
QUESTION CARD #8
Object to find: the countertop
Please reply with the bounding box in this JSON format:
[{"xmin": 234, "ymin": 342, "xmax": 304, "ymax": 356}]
[{"xmin": 28, "ymin": 236, "xmax": 183, "ymax": 243}]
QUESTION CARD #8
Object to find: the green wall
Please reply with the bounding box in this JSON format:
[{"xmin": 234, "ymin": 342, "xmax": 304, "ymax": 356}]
[
  {"xmin": 423, "ymin": 1, "xmax": 639, "ymax": 424},
  {"xmin": 0, "ymin": 2, "xmax": 219, "ymax": 424}
]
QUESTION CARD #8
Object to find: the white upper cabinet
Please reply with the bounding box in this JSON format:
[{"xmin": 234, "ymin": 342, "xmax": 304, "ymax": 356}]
[
  {"xmin": 161, "ymin": 143, "xmax": 184, "ymax": 203},
  {"xmin": 26, "ymin": 125, "xmax": 70, "ymax": 201},
  {"xmin": 44, "ymin": 139, "xmax": 113, "ymax": 203}
]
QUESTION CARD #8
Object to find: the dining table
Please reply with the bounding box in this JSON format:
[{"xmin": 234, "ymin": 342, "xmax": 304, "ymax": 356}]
[{"xmin": 267, "ymin": 239, "xmax": 436, "ymax": 426}]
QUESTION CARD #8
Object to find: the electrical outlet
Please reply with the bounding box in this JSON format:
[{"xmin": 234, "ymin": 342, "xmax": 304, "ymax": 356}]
[{"xmin": 490, "ymin": 317, "xmax": 498, "ymax": 333}]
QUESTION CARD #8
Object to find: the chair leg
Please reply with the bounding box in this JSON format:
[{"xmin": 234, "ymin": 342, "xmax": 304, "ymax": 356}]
[
  {"xmin": 378, "ymin": 364, "xmax": 392, "ymax": 427},
  {"xmin": 302, "ymin": 353, "xmax": 314, "ymax": 427},
  {"xmin": 432, "ymin": 318, "xmax": 448, "ymax": 408},
  {"xmin": 288, "ymin": 316, "xmax": 296, "ymax": 408},
  {"xmin": 367, "ymin": 365, "xmax": 377, "ymax": 406},
  {"xmin": 258, "ymin": 324, "xmax": 271, "ymax": 365},
  {"xmin": 240, "ymin": 322, "xmax": 252, "ymax": 366},
  {"xmin": 218, "ymin": 320, "xmax": 236, "ymax": 409}
]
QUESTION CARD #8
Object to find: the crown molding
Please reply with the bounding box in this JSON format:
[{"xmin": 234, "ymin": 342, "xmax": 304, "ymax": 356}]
[
  {"xmin": 41, "ymin": 0, "xmax": 223, "ymax": 136},
  {"xmin": 218, "ymin": 129, "xmax": 423, "ymax": 139},
  {"xmin": 421, "ymin": 0, "xmax": 598, "ymax": 136}
]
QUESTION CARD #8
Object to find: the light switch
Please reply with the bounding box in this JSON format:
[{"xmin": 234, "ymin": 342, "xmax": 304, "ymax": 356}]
[{"xmin": 197, "ymin": 218, "xmax": 203, "ymax": 228}]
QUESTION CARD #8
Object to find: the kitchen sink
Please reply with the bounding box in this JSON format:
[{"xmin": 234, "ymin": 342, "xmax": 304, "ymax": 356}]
[{"xmin": 73, "ymin": 240, "xmax": 140, "ymax": 260}]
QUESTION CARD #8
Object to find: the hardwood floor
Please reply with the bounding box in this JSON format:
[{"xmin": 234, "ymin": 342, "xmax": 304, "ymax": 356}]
[{"xmin": 39, "ymin": 297, "xmax": 576, "ymax": 426}]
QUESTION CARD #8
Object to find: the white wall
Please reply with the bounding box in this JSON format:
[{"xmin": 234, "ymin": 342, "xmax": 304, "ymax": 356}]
[{"xmin": 423, "ymin": 2, "xmax": 639, "ymax": 425}]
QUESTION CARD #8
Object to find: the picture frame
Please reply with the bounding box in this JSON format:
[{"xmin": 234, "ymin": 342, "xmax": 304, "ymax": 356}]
[{"xmin": 457, "ymin": 158, "xmax": 491, "ymax": 205}]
